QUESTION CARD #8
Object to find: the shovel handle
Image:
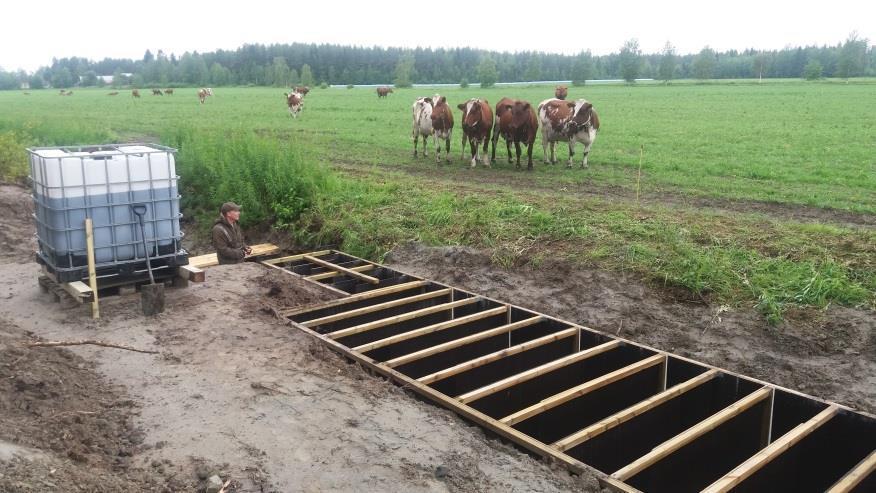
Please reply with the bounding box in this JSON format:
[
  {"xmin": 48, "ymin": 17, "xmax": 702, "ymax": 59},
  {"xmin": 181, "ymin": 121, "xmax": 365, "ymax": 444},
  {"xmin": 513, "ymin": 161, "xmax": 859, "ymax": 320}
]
[{"xmin": 132, "ymin": 204, "xmax": 147, "ymax": 217}]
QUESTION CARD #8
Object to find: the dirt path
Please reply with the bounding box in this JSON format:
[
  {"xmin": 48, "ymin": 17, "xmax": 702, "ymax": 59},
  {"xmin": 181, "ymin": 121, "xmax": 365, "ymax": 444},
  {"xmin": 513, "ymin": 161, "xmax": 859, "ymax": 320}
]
[{"xmin": 0, "ymin": 183, "xmax": 601, "ymax": 492}]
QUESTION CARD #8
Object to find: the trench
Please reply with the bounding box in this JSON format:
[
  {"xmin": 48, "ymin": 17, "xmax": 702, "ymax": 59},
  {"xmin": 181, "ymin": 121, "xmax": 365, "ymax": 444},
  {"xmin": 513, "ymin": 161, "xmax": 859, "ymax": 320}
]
[{"xmin": 269, "ymin": 250, "xmax": 876, "ymax": 493}]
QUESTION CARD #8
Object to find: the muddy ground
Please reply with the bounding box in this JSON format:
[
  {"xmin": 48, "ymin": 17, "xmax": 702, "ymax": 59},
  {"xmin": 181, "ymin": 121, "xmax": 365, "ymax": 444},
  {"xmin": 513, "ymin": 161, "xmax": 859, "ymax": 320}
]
[
  {"xmin": 1, "ymin": 179, "xmax": 874, "ymax": 492},
  {"xmin": 0, "ymin": 184, "xmax": 602, "ymax": 492}
]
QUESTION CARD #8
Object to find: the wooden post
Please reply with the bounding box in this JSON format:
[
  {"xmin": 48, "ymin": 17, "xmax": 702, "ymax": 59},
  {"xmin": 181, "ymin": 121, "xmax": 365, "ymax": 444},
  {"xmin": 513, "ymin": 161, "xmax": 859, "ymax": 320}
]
[{"xmin": 85, "ymin": 218, "xmax": 99, "ymax": 319}]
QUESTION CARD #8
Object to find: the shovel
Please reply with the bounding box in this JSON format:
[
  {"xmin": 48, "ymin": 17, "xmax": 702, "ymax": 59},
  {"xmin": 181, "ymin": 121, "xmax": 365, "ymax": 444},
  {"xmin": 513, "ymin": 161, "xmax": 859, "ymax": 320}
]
[{"xmin": 132, "ymin": 204, "xmax": 165, "ymax": 316}]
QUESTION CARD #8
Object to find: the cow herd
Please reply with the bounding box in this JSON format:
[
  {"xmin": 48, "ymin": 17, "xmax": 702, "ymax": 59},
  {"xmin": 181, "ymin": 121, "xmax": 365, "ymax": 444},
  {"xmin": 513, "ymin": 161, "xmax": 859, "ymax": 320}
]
[{"xmin": 410, "ymin": 85, "xmax": 600, "ymax": 170}]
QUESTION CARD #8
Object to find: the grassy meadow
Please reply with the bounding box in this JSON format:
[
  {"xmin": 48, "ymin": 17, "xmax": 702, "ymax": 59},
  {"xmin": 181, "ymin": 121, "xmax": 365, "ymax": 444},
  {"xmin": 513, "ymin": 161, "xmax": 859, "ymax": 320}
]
[{"xmin": 0, "ymin": 81, "xmax": 873, "ymax": 321}]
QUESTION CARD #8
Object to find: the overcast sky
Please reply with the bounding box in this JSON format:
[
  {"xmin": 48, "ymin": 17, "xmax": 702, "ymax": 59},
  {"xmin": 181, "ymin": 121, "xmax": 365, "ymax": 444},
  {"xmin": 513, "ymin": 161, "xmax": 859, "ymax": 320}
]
[{"xmin": 1, "ymin": 1, "xmax": 872, "ymax": 72}]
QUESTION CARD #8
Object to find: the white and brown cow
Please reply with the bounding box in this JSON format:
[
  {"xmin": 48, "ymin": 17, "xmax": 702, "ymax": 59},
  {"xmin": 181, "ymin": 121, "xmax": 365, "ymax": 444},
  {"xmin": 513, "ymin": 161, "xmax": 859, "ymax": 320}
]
[
  {"xmin": 457, "ymin": 98, "xmax": 493, "ymax": 167},
  {"xmin": 412, "ymin": 97, "xmax": 434, "ymax": 157},
  {"xmin": 430, "ymin": 96, "xmax": 454, "ymax": 163},
  {"xmin": 284, "ymin": 91, "xmax": 304, "ymax": 117},
  {"xmin": 537, "ymin": 98, "xmax": 600, "ymax": 168},
  {"xmin": 198, "ymin": 87, "xmax": 213, "ymax": 104},
  {"xmin": 492, "ymin": 98, "xmax": 539, "ymax": 169}
]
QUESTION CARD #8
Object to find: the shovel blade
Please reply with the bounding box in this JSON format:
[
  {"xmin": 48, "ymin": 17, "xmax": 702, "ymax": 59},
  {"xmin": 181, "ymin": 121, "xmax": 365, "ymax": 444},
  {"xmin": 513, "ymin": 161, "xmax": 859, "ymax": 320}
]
[{"xmin": 141, "ymin": 283, "xmax": 165, "ymax": 316}]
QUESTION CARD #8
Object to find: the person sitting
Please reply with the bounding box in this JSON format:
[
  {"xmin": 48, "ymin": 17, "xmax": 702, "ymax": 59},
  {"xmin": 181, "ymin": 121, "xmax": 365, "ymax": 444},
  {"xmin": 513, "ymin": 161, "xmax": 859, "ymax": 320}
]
[{"xmin": 212, "ymin": 202, "xmax": 252, "ymax": 264}]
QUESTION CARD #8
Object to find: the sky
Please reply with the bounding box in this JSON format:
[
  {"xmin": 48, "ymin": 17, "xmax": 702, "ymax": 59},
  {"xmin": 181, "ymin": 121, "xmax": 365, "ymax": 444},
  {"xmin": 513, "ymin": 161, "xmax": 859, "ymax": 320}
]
[{"xmin": 1, "ymin": 0, "xmax": 873, "ymax": 73}]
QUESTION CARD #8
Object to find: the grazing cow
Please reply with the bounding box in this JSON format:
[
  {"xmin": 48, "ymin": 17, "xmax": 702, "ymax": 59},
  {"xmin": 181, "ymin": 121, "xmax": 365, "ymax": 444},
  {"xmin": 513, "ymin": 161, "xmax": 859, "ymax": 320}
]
[
  {"xmin": 537, "ymin": 98, "xmax": 601, "ymax": 168},
  {"xmin": 294, "ymin": 86, "xmax": 310, "ymax": 96},
  {"xmin": 555, "ymin": 85, "xmax": 568, "ymax": 100},
  {"xmin": 430, "ymin": 96, "xmax": 454, "ymax": 163},
  {"xmin": 164, "ymin": 88, "xmax": 174, "ymax": 95},
  {"xmin": 152, "ymin": 88, "xmax": 163, "ymax": 96},
  {"xmin": 59, "ymin": 89, "xmax": 67, "ymax": 95},
  {"xmin": 197, "ymin": 87, "xmax": 213, "ymax": 104},
  {"xmin": 108, "ymin": 91, "xmax": 119, "ymax": 96},
  {"xmin": 492, "ymin": 98, "xmax": 539, "ymax": 169},
  {"xmin": 284, "ymin": 91, "xmax": 304, "ymax": 117},
  {"xmin": 376, "ymin": 86, "xmax": 393, "ymax": 98},
  {"xmin": 132, "ymin": 89, "xmax": 141, "ymax": 98},
  {"xmin": 457, "ymin": 98, "xmax": 493, "ymax": 167},
  {"xmin": 65, "ymin": 91, "xmax": 73, "ymax": 96},
  {"xmin": 411, "ymin": 97, "xmax": 434, "ymax": 158}
]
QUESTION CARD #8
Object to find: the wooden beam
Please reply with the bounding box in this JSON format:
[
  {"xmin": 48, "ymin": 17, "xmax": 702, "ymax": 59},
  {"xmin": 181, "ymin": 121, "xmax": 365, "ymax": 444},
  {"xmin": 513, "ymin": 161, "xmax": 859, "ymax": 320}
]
[
  {"xmin": 306, "ymin": 264, "xmax": 375, "ymax": 281},
  {"xmin": 457, "ymin": 340, "xmax": 622, "ymax": 404},
  {"xmin": 304, "ymin": 255, "xmax": 380, "ymax": 284},
  {"xmin": 188, "ymin": 243, "xmax": 280, "ymax": 268},
  {"xmin": 826, "ymin": 448, "xmax": 876, "ymax": 493},
  {"xmin": 178, "ymin": 264, "xmax": 205, "ymax": 282},
  {"xmin": 301, "ymin": 289, "xmax": 451, "ymax": 327},
  {"xmin": 417, "ymin": 328, "xmax": 578, "ymax": 385},
  {"xmin": 702, "ymin": 404, "xmax": 838, "ymax": 492},
  {"xmin": 260, "ymin": 261, "xmax": 350, "ymax": 296},
  {"xmin": 611, "ymin": 386, "xmax": 772, "ymax": 481},
  {"xmin": 262, "ymin": 249, "xmax": 332, "ymax": 265},
  {"xmin": 84, "ymin": 218, "xmax": 99, "ymax": 319},
  {"xmin": 501, "ymin": 354, "xmax": 665, "ymax": 426},
  {"xmin": 554, "ymin": 369, "xmax": 720, "ymax": 451},
  {"xmin": 328, "ymin": 297, "xmax": 481, "ymax": 340},
  {"xmin": 281, "ymin": 280, "xmax": 430, "ymax": 317},
  {"xmin": 62, "ymin": 280, "xmax": 93, "ymax": 302},
  {"xmin": 385, "ymin": 316, "xmax": 544, "ymax": 368},
  {"xmin": 353, "ymin": 306, "xmax": 508, "ymax": 353}
]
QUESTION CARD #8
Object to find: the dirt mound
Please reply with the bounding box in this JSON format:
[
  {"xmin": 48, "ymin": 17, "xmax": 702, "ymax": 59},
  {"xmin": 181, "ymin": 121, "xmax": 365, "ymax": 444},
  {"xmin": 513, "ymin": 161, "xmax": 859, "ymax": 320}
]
[
  {"xmin": 385, "ymin": 241, "xmax": 876, "ymax": 414},
  {"xmin": 0, "ymin": 185, "xmax": 36, "ymax": 263}
]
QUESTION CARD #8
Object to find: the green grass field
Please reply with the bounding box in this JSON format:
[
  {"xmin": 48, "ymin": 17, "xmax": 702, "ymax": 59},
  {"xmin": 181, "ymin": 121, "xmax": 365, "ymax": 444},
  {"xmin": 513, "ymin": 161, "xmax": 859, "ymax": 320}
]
[{"xmin": 0, "ymin": 82, "xmax": 873, "ymax": 322}]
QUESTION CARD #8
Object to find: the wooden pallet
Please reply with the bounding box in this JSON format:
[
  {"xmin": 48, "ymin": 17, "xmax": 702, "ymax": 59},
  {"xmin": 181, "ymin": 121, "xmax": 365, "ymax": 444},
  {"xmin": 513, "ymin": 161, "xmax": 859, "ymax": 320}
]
[{"xmin": 38, "ymin": 274, "xmax": 93, "ymax": 308}]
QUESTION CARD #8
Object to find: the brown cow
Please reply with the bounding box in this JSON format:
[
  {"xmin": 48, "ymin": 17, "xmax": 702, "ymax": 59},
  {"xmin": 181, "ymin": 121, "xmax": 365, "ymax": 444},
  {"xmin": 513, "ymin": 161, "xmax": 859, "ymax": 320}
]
[
  {"xmin": 294, "ymin": 86, "xmax": 310, "ymax": 96},
  {"xmin": 284, "ymin": 91, "xmax": 303, "ymax": 118},
  {"xmin": 492, "ymin": 98, "xmax": 539, "ymax": 169},
  {"xmin": 430, "ymin": 96, "xmax": 454, "ymax": 163},
  {"xmin": 59, "ymin": 89, "xmax": 67, "ymax": 95},
  {"xmin": 132, "ymin": 89, "xmax": 141, "ymax": 98},
  {"xmin": 538, "ymin": 98, "xmax": 601, "ymax": 168},
  {"xmin": 376, "ymin": 86, "xmax": 393, "ymax": 98},
  {"xmin": 164, "ymin": 88, "xmax": 174, "ymax": 95},
  {"xmin": 457, "ymin": 98, "xmax": 493, "ymax": 167},
  {"xmin": 555, "ymin": 85, "xmax": 568, "ymax": 100},
  {"xmin": 152, "ymin": 88, "xmax": 163, "ymax": 96},
  {"xmin": 198, "ymin": 87, "xmax": 213, "ymax": 104}
]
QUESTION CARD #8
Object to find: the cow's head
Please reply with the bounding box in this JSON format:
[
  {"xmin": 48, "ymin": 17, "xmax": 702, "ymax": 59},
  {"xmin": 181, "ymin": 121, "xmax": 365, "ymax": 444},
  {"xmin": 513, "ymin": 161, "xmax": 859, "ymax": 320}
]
[
  {"xmin": 461, "ymin": 99, "xmax": 486, "ymax": 131},
  {"xmin": 555, "ymin": 85, "xmax": 568, "ymax": 100},
  {"xmin": 414, "ymin": 97, "xmax": 434, "ymax": 118},
  {"xmin": 565, "ymin": 100, "xmax": 595, "ymax": 135},
  {"xmin": 509, "ymin": 101, "xmax": 532, "ymax": 130}
]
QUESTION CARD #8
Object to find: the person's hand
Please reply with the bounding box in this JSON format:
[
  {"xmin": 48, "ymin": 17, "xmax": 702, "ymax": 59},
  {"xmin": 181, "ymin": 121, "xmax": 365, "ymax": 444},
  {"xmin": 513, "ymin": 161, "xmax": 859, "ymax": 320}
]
[{"xmin": 244, "ymin": 246, "xmax": 253, "ymax": 256}]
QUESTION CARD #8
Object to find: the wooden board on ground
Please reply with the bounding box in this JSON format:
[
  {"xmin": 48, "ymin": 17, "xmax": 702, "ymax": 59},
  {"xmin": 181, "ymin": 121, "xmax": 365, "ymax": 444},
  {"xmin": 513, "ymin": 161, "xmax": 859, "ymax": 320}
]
[{"xmin": 188, "ymin": 243, "xmax": 280, "ymax": 269}]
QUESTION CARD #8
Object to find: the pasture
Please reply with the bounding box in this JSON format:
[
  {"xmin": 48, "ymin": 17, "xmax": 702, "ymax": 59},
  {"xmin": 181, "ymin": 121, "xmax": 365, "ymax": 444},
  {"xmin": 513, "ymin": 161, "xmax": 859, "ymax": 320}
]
[{"xmin": 0, "ymin": 82, "xmax": 873, "ymax": 321}]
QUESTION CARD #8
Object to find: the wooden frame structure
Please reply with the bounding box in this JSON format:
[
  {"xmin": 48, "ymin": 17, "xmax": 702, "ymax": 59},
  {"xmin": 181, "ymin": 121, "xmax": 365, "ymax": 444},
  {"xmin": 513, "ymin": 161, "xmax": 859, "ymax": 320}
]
[{"xmin": 277, "ymin": 251, "xmax": 876, "ymax": 492}]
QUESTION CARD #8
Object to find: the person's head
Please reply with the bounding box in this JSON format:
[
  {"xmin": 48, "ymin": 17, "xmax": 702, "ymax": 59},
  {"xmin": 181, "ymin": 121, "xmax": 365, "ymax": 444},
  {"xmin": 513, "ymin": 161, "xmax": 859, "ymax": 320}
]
[{"xmin": 220, "ymin": 202, "xmax": 241, "ymax": 223}]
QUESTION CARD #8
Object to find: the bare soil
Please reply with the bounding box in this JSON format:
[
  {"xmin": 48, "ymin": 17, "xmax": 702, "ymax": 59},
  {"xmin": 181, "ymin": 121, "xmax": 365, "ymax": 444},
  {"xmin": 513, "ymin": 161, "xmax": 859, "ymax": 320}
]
[{"xmin": 0, "ymin": 184, "xmax": 601, "ymax": 492}]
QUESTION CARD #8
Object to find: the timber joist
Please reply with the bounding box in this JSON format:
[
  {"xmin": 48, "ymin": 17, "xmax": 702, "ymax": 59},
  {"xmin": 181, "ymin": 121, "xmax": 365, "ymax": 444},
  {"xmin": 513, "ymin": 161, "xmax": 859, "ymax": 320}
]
[{"xmin": 281, "ymin": 251, "xmax": 876, "ymax": 492}]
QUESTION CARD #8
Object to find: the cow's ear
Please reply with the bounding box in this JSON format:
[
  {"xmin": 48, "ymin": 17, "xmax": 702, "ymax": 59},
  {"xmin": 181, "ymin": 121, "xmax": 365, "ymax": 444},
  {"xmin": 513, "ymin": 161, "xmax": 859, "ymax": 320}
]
[
  {"xmin": 424, "ymin": 97, "xmax": 433, "ymax": 104},
  {"xmin": 439, "ymin": 96, "xmax": 446, "ymax": 104},
  {"xmin": 483, "ymin": 99, "xmax": 489, "ymax": 105},
  {"xmin": 505, "ymin": 104, "xmax": 513, "ymax": 112},
  {"xmin": 457, "ymin": 103, "xmax": 465, "ymax": 110},
  {"xmin": 522, "ymin": 102, "xmax": 531, "ymax": 110}
]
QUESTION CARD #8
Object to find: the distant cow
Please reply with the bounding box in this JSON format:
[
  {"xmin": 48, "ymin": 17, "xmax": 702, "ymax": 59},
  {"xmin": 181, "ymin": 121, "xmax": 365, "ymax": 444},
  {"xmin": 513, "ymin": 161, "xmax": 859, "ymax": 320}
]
[
  {"xmin": 555, "ymin": 85, "xmax": 568, "ymax": 100},
  {"xmin": 294, "ymin": 86, "xmax": 310, "ymax": 96},
  {"xmin": 132, "ymin": 89, "xmax": 141, "ymax": 98},
  {"xmin": 284, "ymin": 91, "xmax": 304, "ymax": 117},
  {"xmin": 65, "ymin": 91, "xmax": 73, "ymax": 96},
  {"xmin": 59, "ymin": 89, "xmax": 67, "ymax": 95},
  {"xmin": 152, "ymin": 88, "xmax": 163, "ymax": 96},
  {"xmin": 492, "ymin": 98, "xmax": 539, "ymax": 169},
  {"xmin": 538, "ymin": 98, "xmax": 600, "ymax": 168},
  {"xmin": 198, "ymin": 88, "xmax": 213, "ymax": 104},
  {"xmin": 412, "ymin": 97, "xmax": 434, "ymax": 158},
  {"xmin": 430, "ymin": 96, "xmax": 454, "ymax": 163},
  {"xmin": 164, "ymin": 88, "xmax": 174, "ymax": 95},
  {"xmin": 376, "ymin": 86, "xmax": 393, "ymax": 98},
  {"xmin": 457, "ymin": 98, "xmax": 493, "ymax": 167},
  {"xmin": 108, "ymin": 91, "xmax": 119, "ymax": 96}
]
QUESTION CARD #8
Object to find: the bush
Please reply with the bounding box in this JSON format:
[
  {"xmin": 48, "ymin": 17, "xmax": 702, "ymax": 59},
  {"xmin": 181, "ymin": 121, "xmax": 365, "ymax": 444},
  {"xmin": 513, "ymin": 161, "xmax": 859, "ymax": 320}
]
[
  {"xmin": 0, "ymin": 131, "xmax": 29, "ymax": 183},
  {"xmin": 346, "ymin": 84, "xmax": 354, "ymax": 89},
  {"xmin": 460, "ymin": 78, "xmax": 469, "ymax": 88},
  {"xmin": 319, "ymin": 82, "xmax": 328, "ymax": 89}
]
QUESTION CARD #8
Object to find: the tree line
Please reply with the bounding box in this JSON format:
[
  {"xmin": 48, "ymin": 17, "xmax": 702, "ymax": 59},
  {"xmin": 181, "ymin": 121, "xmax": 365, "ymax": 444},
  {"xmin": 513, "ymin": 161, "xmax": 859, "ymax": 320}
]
[{"xmin": 1, "ymin": 34, "xmax": 872, "ymax": 90}]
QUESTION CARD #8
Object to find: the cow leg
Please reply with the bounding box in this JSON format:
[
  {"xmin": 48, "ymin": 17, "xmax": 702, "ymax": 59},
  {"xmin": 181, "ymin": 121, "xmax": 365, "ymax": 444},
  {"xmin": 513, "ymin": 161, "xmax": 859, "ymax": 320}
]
[
  {"xmin": 413, "ymin": 132, "xmax": 419, "ymax": 158},
  {"xmin": 526, "ymin": 141, "xmax": 534, "ymax": 170},
  {"xmin": 469, "ymin": 137, "xmax": 478, "ymax": 168},
  {"xmin": 461, "ymin": 132, "xmax": 468, "ymax": 160},
  {"xmin": 435, "ymin": 136, "xmax": 442, "ymax": 164},
  {"xmin": 445, "ymin": 130, "xmax": 452, "ymax": 163},
  {"xmin": 481, "ymin": 138, "xmax": 491, "ymax": 167},
  {"xmin": 541, "ymin": 128, "xmax": 550, "ymax": 164},
  {"xmin": 490, "ymin": 127, "xmax": 499, "ymax": 163},
  {"xmin": 549, "ymin": 142, "xmax": 557, "ymax": 164},
  {"xmin": 506, "ymin": 139, "xmax": 513, "ymax": 164},
  {"xmin": 514, "ymin": 141, "xmax": 522, "ymax": 168}
]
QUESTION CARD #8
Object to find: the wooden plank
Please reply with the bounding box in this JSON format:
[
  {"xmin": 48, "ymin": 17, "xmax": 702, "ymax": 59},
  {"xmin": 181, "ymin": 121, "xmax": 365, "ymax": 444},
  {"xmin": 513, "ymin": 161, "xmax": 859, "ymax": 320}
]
[
  {"xmin": 188, "ymin": 243, "xmax": 280, "ymax": 268},
  {"xmin": 826, "ymin": 448, "xmax": 876, "ymax": 493},
  {"xmin": 417, "ymin": 328, "xmax": 578, "ymax": 385},
  {"xmin": 328, "ymin": 297, "xmax": 481, "ymax": 340},
  {"xmin": 554, "ymin": 369, "xmax": 720, "ymax": 451},
  {"xmin": 62, "ymin": 280, "xmax": 93, "ymax": 301},
  {"xmin": 282, "ymin": 280, "xmax": 430, "ymax": 317},
  {"xmin": 353, "ymin": 306, "xmax": 508, "ymax": 353},
  {"xmin": 84, "ymin": 218, "xmax": 99, "ymax": 318},
  {"xmin": 304, "ymin": 255, "xmax": 380, "ymax": 284},
  {"xmin": 262, "ymin": 249, "xmax": 332, "ymax": 265},
  {"xmin": 501, "ymin": 354, "xmax": 665, "ymax": 426},
  {"xmin": 178, "ymin": 264, "xmax": 205, "ymax": 282},
  {"xmin": 385, "ymin": 316, "xmax": 544, "ymax": 368},
  {"xmin": 457, "ymin": 340, "xmax": 622, "ymax": 404},
  {"xmin": 260, "ymin": 261, "xmax": 350, "ymax": 296},
  {"xmin": 611, "ymin": 386, "xmax": 772, "ymax": 481},
  {"xmin": 702, "ymin": 404, "xmax": 838, "ymax": 492},
  {"xmin": 307, "ymin": 264, "xmax": 374, "ymax": 281},
  {"xmin": 301, "ymin": 289, "xmax": 451, "ymax": 327}
]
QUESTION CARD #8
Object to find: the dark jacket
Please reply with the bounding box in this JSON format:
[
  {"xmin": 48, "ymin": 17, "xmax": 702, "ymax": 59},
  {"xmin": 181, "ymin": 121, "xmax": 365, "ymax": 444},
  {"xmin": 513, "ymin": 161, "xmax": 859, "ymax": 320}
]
[{"xmin": 212, "ymin": 216, "xmax": 248, "ymax": 264}]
